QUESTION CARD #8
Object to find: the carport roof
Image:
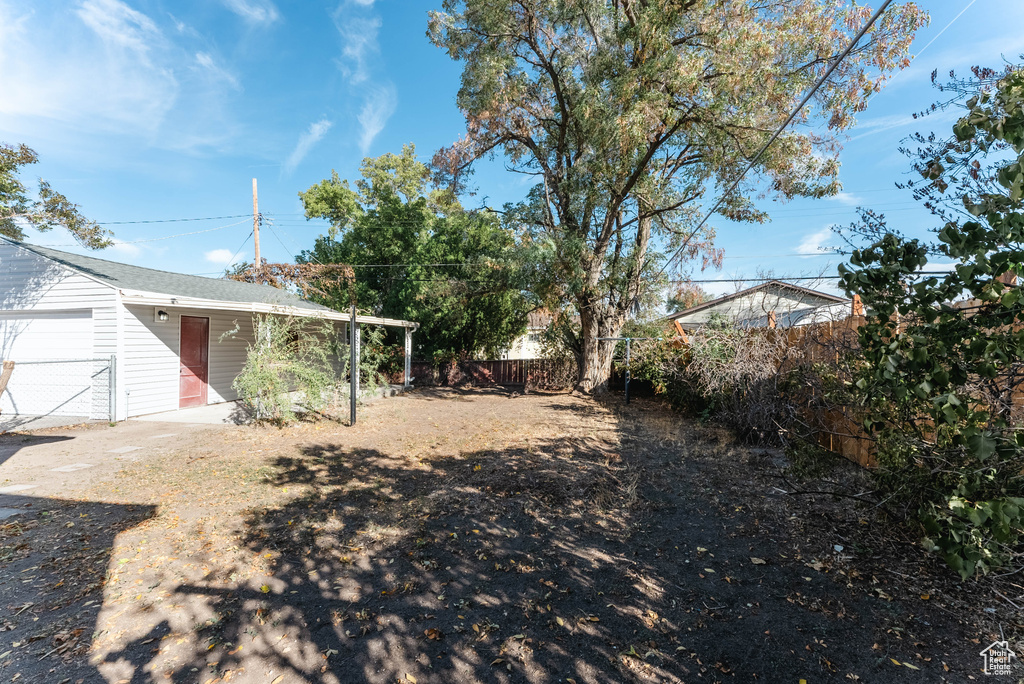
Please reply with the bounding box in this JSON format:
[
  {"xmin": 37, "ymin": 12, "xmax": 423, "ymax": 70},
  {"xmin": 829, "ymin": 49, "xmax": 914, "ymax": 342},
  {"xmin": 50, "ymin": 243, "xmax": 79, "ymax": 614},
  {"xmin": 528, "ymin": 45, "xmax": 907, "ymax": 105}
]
[{"xmin": 6, "ymin": 239, "xmax": 417, "ymax": 329}]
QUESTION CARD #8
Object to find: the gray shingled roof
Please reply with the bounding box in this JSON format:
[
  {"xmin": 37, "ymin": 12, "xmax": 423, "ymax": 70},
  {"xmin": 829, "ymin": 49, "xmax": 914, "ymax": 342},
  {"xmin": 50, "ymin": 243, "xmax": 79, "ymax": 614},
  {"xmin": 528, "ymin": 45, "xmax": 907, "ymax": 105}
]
[{"xmin": 11, "ymin": 240, "xmax": 331, "ymax": 312}]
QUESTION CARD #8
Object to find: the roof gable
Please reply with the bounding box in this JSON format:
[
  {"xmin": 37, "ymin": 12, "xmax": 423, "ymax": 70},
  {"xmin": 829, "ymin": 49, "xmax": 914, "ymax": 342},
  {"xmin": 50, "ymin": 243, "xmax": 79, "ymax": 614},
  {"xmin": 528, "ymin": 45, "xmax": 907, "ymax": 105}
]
[
  {"xmin": 667, "ymin": 280, "xmax": 848, "ymax": 322},
  {"xmin": 5, "ymin": 239, "xmax": 330, "ymax": 312}
]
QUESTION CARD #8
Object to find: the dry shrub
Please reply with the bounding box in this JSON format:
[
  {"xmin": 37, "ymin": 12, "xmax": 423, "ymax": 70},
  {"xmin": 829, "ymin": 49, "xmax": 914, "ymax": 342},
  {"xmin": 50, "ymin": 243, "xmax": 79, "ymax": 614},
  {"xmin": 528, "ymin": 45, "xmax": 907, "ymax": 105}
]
[{"xmin": 685, "ymin": 324, "xmax": 802, "ymax": 444}]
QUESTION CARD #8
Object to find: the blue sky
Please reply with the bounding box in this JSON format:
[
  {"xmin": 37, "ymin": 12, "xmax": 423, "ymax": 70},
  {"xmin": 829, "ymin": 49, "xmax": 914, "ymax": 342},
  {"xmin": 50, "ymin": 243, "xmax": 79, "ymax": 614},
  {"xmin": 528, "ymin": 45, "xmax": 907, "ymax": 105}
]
[{"xmin": 2, "ymin": 0, "xmax": 1023, "ymax": 297}]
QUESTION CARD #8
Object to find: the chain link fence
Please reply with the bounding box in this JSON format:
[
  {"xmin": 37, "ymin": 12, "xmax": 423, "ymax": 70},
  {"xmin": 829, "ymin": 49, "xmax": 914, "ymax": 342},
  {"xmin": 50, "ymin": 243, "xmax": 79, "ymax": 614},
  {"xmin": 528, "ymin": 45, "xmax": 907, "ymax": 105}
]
[{"xmin": 0, "ymin": 356, "xmax": 115, "ymax": 423}]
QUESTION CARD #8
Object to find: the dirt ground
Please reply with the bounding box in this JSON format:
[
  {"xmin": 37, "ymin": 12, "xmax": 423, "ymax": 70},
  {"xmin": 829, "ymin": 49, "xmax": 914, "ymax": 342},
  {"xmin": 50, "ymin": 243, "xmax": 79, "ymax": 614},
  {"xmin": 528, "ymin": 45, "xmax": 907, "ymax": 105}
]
[{"xmin": 0, "ymin": 388, "xmax": 1016, "ymax": 683}]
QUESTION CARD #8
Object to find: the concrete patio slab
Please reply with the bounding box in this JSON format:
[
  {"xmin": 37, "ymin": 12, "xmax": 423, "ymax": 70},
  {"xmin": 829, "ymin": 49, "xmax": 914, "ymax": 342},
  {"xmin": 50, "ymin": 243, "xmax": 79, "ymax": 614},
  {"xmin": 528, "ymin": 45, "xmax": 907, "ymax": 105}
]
[
  {"xmin": 0, "ymin": 414, "xmax": 97, "ymax": 433},
  {"xmin": 131, "ymin": 400, "xmax": 252, "ymax": 425},
  {"xmin": 131, "ymin": 386, "xmax": 406, "ymax": 425}
]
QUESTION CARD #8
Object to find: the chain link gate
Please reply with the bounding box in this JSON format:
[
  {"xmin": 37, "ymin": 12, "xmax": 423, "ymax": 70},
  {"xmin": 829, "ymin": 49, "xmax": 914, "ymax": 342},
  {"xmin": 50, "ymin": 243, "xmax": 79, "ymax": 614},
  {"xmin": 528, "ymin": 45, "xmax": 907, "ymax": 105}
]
[{"xmin": 0, "ymin": 355, "xmax": 116, "ymax": 423}]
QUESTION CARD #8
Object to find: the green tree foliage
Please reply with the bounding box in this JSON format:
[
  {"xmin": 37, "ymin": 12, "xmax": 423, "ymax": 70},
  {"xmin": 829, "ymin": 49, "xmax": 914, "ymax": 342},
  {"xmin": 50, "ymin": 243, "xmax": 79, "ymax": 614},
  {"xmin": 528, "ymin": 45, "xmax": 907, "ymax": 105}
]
[
  {"xmin": 839, "ymin": 68, "xmax": 1024, "ymax": 578},
  {"xmin": 229, "ymin": 315, "xmax": 339, "ymax": 424},
  {"xmin": 0, "ymin": 143, "xmax": 110, "ymax": 248},
  {"xmin": 428, "ymin": 0, "xmax": 927, "ymax": 392},
  {"xmin": 298, "ymin": 145, "xmax": 532, "ymax": 359}
]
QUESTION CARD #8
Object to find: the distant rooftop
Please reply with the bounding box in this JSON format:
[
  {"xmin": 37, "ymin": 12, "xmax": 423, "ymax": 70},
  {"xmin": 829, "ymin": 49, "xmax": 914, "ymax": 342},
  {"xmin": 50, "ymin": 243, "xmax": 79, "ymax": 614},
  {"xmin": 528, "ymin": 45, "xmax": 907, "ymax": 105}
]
[{"xmin": 6, "ymin": 239, "xmax": 330, "ymax": 312}]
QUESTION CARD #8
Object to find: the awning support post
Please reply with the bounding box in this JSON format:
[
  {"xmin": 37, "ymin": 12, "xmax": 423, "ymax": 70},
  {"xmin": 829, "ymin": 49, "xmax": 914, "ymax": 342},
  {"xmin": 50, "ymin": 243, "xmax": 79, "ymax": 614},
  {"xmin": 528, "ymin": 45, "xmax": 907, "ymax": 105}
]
[
  {"xmin": 404, "ymin": 327, "xmax": 413, "ymax": 389},
  {"xmin": 349, "ymin": 304, "xmax": 359, "ymax": 426}
]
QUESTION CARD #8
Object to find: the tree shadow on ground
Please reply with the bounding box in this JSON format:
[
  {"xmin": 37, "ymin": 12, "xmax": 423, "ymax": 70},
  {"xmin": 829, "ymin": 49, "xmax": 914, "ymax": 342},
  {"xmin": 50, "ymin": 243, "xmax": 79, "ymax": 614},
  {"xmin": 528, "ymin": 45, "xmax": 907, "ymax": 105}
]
[
  {"xmin": 0, "ymin": 494, "xmax": 156, "ymax": 683},
  {"xmin": 92, "ymin": 396, "xmax": 974, "ymax": 683},
  {"xmin": 0, "ymin": 433, "xmax": 75, "ymax": 468}
]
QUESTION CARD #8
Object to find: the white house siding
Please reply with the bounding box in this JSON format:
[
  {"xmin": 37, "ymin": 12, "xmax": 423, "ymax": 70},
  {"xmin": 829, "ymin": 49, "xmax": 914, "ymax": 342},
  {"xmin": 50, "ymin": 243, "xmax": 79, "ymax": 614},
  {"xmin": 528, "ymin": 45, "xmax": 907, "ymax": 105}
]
[
  {"xmin": 0, "ymin": 242, "xmax": 118, "ymax": 418},
  {"xmin": 0, "ymin": 242, "xmax": 115, "ymax": 314},
  {"xmin": 0, "ymin": 311, "xmax": 94, "ymax": 416},
  {"xmin": 208, "ymin": 313, "xmax": 257, "ymax": 404},
  {"xmin": 502, "ymin": 329, "xmax": 544, "ymax": 360},
  {"xmin": 122, "ymin": 305, "xmax": 258, "ymax": 417},
  {"xmin": 675, "ymin": 288, "xmax": 846, "ymax": 330}
]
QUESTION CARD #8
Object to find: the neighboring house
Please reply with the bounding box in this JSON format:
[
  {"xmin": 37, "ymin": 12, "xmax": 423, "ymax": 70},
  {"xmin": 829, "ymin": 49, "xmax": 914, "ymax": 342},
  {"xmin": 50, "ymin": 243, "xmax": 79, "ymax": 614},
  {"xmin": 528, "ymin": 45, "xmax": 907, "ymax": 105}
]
[
  {"xmin": 501, "ymin": 311, "xmax": 553, "ymax": 360},
  {"xmin": 0, "ymin": 239, "xmax": 416, "ymax": 422},
  {"xmin": 667, "ymin": 280, "xmax": 851, "ymax": 331}
]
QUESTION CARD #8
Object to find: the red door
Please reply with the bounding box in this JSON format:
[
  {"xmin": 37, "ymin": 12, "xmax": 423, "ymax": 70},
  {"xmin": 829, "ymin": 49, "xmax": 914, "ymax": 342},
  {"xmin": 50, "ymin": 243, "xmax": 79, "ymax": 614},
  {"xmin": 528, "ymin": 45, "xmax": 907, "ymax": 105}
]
[{"xmin": 179, "ymin": 316, "xmax": 209, "ymax": 408}]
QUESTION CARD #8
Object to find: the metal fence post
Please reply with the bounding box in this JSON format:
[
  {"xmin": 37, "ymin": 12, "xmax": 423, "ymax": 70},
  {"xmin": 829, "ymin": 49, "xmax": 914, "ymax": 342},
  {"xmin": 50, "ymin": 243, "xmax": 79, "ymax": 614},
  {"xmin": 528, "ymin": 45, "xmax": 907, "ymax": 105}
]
[
  {"xmin": 108, "ymin": 354, "xmax": 117, "ymax": 423},
  {"xmin": 625, "ymin": 338, "xmax": 631, "ymax": 405}
]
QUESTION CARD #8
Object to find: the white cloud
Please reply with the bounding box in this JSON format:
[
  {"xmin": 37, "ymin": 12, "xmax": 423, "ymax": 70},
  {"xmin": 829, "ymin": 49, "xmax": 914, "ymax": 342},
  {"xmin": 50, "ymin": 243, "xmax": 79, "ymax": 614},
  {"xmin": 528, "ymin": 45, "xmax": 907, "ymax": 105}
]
[
  {"xmin": 848, "ymin": 108, "xmax": 960, "ymax": 143},
  {"xmin": 334, "ymin": 13, "xmax": 381, "ymax": 85},
  {"xmin": 797, "ymin": 228, "xmax": 838, "ymax": 257},
  {"xmin": 283, "ymin": 118, "xmax": 333, "ymax": 175},
  {"xmin": 205, "ymin": 248, "xmax": 239, "ymax": 265},
  {"xmin": 194, "ymin": 52, "xmax": 241, "ymax": 89},
  {"xmin": 331, "ymin": 0, "xmax": 397, "ymax": 155},
  {"xmin": 107, "ymin": 238, "xmax": 142, "ymax": 259},
  {"xmin": 828, "ymin": 192, "xmax": 864, "ymax": 206},
  {"xmin": 0, "ymin": 0, "xmax": 178, "ymax": 135},
  {"xmin": 358, "ymin": 85, "xmax": 396, "ymax": 154},
  {"xmin": 221, "ymin": 0, "xmax": 279, "ymax": 24},
  {"xmin": 76, "ymin": 0, "xmax": 160, "ymax": 55}
]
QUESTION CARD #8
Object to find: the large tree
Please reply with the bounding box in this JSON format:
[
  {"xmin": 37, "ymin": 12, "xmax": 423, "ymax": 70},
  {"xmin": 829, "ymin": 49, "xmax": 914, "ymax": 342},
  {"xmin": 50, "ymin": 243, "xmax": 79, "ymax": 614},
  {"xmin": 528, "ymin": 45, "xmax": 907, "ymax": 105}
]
[
  {"xmin": 0, "ymin": 143, "xmax": 109, "ymax": 248},
  {"xmin": 428, "ymin": 0, "xmax": 927, "ymax": 391},
  {"xmin": 297, "ymin": 145, "xmax": 533, "ymax": 359}
]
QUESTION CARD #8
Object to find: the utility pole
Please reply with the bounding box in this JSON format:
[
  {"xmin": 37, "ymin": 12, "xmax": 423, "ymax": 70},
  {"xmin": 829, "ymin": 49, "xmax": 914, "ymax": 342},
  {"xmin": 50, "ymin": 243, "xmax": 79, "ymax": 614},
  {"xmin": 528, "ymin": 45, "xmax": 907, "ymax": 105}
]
[{"xmin": 252, "ymin": 178, "xmax": 261, "ymax": 271}]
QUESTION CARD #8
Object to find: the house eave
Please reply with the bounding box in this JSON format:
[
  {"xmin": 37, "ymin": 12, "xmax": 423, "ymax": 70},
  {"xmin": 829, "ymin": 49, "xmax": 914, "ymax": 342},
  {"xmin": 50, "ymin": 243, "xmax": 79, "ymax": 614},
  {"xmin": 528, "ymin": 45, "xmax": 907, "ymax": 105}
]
[{"xmin": 118, "ymin": 289, "xmax": 419, "ymax": 329}]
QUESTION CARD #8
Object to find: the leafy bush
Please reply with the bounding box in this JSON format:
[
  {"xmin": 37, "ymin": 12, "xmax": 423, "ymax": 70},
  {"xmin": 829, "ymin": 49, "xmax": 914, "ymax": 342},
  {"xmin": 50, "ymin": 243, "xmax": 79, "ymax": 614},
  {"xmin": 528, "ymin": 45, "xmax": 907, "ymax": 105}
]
[
  {"xmin": 839, "ymin": 69, "xmax": 1024, "ymax": 578},
  {"xmin": 229, "ymin": 315, "xmax": 339, "ymax": 423}
]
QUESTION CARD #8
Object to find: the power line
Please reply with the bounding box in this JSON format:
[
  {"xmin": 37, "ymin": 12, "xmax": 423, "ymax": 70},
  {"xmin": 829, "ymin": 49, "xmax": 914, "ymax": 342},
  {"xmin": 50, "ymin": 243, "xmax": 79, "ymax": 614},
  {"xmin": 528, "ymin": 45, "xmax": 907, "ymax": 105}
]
[
  {"xmin": 655, "ymin": 0, "xmax": 899, "ymax": 282},
  {"xmin": 224, "ymin": 231, "xmax": 254, "ymax": 271},
  {"xmin": 98, "ymin": 214, "xmax": 251, "ymax": 225},
  {"xmin": 40, "ymin": 218, "xmax": 251, "ymax": 248},
  {"xmin": 264, "ymin": 222, "xmax": 297, "ymax": 260},
  {"xmin": 669, "ymin": 271, "xmax": 952, "ymax": 284}
]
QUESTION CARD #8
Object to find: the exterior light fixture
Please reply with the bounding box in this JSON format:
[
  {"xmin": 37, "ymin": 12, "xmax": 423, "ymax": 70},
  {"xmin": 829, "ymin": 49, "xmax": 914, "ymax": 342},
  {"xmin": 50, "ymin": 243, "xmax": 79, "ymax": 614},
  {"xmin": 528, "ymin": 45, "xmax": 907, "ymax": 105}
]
[{"xmin": 154, "ymin": 308, "xmax": 169, "ymax": 322}]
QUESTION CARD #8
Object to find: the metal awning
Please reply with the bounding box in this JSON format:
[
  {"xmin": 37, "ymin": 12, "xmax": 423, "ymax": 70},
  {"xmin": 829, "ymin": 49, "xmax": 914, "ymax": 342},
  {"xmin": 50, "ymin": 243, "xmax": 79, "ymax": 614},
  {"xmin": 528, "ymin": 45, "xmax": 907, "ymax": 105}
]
[{"xmin": 118, "ymin": 289, "xmax": 419, "ymax": 330}]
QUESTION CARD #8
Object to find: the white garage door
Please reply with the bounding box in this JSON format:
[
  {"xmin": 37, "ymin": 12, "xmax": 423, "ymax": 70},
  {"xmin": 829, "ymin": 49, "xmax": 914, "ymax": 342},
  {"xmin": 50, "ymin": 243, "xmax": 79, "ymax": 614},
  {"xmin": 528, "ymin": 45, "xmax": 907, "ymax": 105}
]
[{"xmin": 0, "ymin": 311, "xmax": 96, "ymax": 417}]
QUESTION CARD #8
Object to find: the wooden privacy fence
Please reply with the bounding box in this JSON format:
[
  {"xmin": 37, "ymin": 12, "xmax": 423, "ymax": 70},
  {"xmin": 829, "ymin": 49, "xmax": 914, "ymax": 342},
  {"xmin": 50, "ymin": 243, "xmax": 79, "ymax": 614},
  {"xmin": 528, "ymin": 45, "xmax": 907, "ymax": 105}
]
[
  {"xmin": 407, "ymin": 358, "xmax": 577, "ymax": 389},
  {"xmin": 781, "ymin": 313, "xmax": 877, "ymax": 467}
]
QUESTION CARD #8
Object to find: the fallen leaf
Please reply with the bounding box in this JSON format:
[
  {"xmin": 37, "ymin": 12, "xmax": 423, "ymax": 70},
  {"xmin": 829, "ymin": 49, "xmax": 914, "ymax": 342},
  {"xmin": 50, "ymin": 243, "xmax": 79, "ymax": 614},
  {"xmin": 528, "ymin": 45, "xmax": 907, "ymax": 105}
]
[
  {"xmin": 406, "ymin": 674, "xmax": 417, "ymax": 683},
  {"xmin": 750, "ymin": 557, "xmax": 766, "ymax": 565},
  {"xmin": 556, "ymin": 617, "xmax": 565, "ymax": 626}
]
